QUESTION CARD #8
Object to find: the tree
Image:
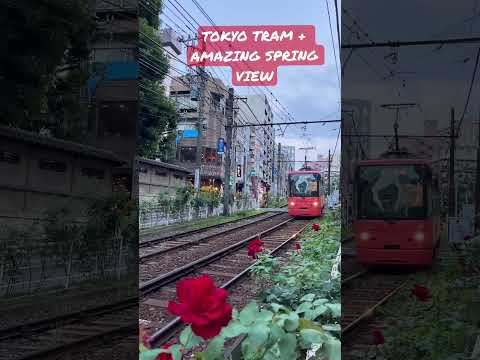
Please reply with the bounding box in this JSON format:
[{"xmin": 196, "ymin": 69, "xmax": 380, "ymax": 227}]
[
  {"xmin": 1, "ymin": 1, "xmax": 94, "ymax": 138},
  {"xmin": 138, "ymin": 5, "xmax": 178, "ymax": 160}
]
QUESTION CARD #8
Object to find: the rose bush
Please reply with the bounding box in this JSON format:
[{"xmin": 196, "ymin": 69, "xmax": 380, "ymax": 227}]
[
  {"xmin": 167, "ymin": 274, "xmax": 232, "ymax": 340},
  {"xmin": 410, "ymin": 284, "xmax": 430, "ymax": 302},
  {"xmin": 247, "ymin": 239, "xmax": 264, "ymax": 258}
]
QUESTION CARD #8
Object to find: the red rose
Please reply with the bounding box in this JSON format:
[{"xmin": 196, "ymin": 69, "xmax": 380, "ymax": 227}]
[
  {"xmin": 312, "ymin": 223, "xmax": 320, "ymax": 231},
  {"xmin": 295, "ymin": 243, "xmax": 301, "ymax": 251},
  {"xmin": 247, "ymin": 239, "xmax": 264, "ymax": 258},
  {"xmin": 155, "ymin": 340, "xmax": 177, "ymax": 360},
  {"xmin": 167, "ymin": 275, "xmax": 232, "ymax": 339},
  {"xmin": 372, "ymin": 329, "xmax": 385, "ymax": 345},
  {"xmin": 411, "ymin": 284, "xmax": 430, "ymax": 302},
  {"xmin": 464, "ymin": 235, "xmax": 472, "ymax": 241}
]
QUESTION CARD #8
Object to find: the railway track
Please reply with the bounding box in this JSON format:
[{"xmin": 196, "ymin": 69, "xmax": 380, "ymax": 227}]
[
  {"xmin": 140, "ymin": 211, "xmax": 281, "ymax": 248},
  {"xmin": 341, "ymin": 268, "xmax": 410, "ymax": 359},
  {"xmin": 140, "ymin": 212, "xmax": 291, "ymax": 282},
  {"xmin": 0, "ymin": 298, "xmax": 137, "ymax": 360},
  {"xmin": 140, "ymin": 217, "xmax": 309, "ymax": 347}
]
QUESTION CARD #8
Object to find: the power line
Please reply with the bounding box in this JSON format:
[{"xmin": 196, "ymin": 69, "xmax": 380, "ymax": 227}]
[
  {"xmin": 456, "ymin": 46, "xmax": 480, "ymax": 134},
  {"xmin": 228, "ymin": 120, "xmax": 340, "ymax": 127},
  {"xmin": 325, "ymin": 0, "xmax": 341, "ymax": 87},
  {"xmin": 342, "ymin": 37, "xmax": 480, "ymax": 49}
]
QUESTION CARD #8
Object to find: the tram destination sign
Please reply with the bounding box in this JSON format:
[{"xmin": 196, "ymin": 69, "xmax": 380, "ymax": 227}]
[{"xmin": 187, "ymin": 26, "xmax": 325, "ymax": 86}]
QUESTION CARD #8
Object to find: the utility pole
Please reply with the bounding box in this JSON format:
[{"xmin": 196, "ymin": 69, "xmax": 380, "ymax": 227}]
[
  {"xmin": 277, "ymin": 143, "xmax": 281, "ymax": 198},
  {"xmin": 448, "ymin": 108, "xmax": 457, "ymax": 244},
  {"xmin": 327, "ymin": 149, "xmax": 331, "ymax": 195},
  {"xmin": 195, "ymin": 67, "xmax": 207, "ymax": 191},
  {"xmin": 475, "ymin": 117, "xmax": 480, "ymax": 234},
  {"xmin": 448, "ymin": 108, "xmax": 456, "ymax": 219},
  {"xmin": 299, "ymin": 147, "xmax": 315, "ymax": 168},
  {"xmin": 223, "ymin": 87, "xmax": 234, "ymax": 216}
]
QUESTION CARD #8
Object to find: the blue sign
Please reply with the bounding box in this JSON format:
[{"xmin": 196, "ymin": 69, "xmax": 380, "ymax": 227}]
[
  {"xmin": 183, "ymin": 129, "xmax": 199, "ymax": 138},
  {"xmin": 217, "ymin": 138, "xmax": 225, "ymax": 154},
  {"xmin": 105, "ymin": 62, "xmax": 139, "ymax": 80}
]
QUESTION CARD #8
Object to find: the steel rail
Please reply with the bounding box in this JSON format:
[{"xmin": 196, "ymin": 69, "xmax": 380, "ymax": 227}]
[
  {"xmin": 140, "ymin": 212, "xmax": 286, "ymax": 261},
  {"xmin": 0, "ymin": 297, "xmax": 137, "ymax": 341},
  {"xmin": 139, "ymin": 211, "xmax": 280, "ymax": 248},
  {"xmin": 147, "ymin": 220, "xmax": 309, "ymax": 347},
  {"xmin": 341, "ymin": 279, "xmax": 409, "ymax": 335},
  {"xmin": 341, "ymin": 269, "xmax": 368, "ymax": 285},
  {"xmin": 140, "ymin": 218, "xmax": 294, "ymax": 295}
]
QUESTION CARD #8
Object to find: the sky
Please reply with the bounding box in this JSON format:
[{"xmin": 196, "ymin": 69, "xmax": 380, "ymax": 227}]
[{"xmin": 161, "ymin": 0, "xmax": 341, "ymax": 166}]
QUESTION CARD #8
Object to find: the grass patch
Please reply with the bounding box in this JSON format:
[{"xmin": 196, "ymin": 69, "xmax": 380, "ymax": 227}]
[{"xmin": 140, "ymin": 209, "xmax": 267, "ymax": 238}]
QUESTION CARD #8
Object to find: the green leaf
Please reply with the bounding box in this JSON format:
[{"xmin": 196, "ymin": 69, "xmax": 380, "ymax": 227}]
[
  {"xmin": 257, "ymin": 309, "xmax": 274, "ymax": 323},
  {"xmin": 278, "ymin": 333, "xmax": 297, "ymax": 360},
  {"xmin": 283, "ymin": 311, "xmax": 300, "ymax": 332},
  {"xmin": 300, "ymin": 293, "xmax": 316, "ymax": 302},
  {"xmin": 322, "ymin": 324, "xmax": 341, "ymax": 332},
  {"xmin": 296, "ymin": 302, "xmax": 313, "ymax": 313},
  {"xmin": 300, "ymin": 329, "xmax": 325, "ymax": 346},
  {"xmin": 239, "ymin": 301, "xmax": 259, "ymax": 326},
  {"xmin": 323, "ymin": 336, "xmax": 341, "ymax": 360},
  {"xmin": 221, "ymin": 321, "xmax": 248, "ymax": 338},
  {"xmin": 247, "ymin": 323, "xmax": 270, "ymax": 346},
  {"xmin": 326, "ymin": 303, "xmax": 341, "ymax": 318},
  {"xmin": 179, "ymin": 326, "xmax": 202, "ymax": 350},
  {"xmin": 313, "ymin": 298, "xmax": 329, "ymax": 306},
  {"xmin": 270, "ymin": 303, "xmax": 288, "ymax": 313},
  {"xmin": 139, "ymin": 349, "xmax": 168, "ymax": 360},
  {"xmin": 204, "ymin": 336, "xmax": 225, "ymax": 360},
  {"xmin": 169, "ymin": 345, "xmax": 183, "ymax": 360},
  {"xmin": 270, "ymin": 323, "xmax": 286, "ymax": 343}
]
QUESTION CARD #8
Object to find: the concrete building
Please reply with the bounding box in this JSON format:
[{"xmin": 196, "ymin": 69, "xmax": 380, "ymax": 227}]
[
  {"xmin": 84, "ymin": 0, "xmax": 138, "ymax": 192},
  {"xmin": 237, "ymin": 94, "xmax": 275, "ymax": 205},
  {"xmin": 0, "ymin": 126, "xmax": 124, "ymax": 228},
  {"xmin": 159, "ymin": 28, "xmax": 182, "ymax": 95},
  {"xmin": 170, "ymin": 75, "xmax": 227, "ymax": 188},
  {"xmin": 341, "ymin": 99, "xmax": 372, "ymax": 238},
  {"xmin": 138, "ymin": 158, "xmax": 191, "ymax": 202}
]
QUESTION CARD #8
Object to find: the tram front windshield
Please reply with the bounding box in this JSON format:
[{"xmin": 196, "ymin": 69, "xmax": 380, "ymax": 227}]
[
  {"xmin": 288, "ymin": 174, "xmax": 320, "ymax": 197},
  {"xmin": 357, "ymin": 165, "xmax": 427, "ymax": 219}
]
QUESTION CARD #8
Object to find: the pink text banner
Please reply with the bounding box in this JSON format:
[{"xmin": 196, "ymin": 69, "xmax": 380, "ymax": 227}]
[{"xmin": 186, "ymin": 25, "xmax": 325, "ymax": 86}]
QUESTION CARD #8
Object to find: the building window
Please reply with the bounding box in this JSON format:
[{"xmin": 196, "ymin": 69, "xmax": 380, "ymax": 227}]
[
  {"xmin": 155, "ymin": 170, "xmax": 167, "ymax": 176},
  {"xmin": 81, "ymin": 167, "xmax": 105, "ymax": 179},
  {"xmin": 0, "ymin": 151, "xmax": 20, "ymax": 164},
  {"xmin": 138, "ymin": 166, "xmax": 148, "ymax": 173},
  {"xmin": 174, "ymin": 175, "xmax": 184, "ymax": 180},
  {"xmin": 180, "ymin": 147, "xmax": 196, "ymax": 162},
  {"xmin": 99, "ymin": 102, "xmax": 136, "ymax": 136},
  {"xmin": 39, "ymin": 159, "xmax": 67, "ymax": 172}
]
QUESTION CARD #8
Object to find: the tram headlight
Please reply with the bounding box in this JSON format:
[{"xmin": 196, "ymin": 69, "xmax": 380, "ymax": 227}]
[
  {"xmin": 313, "ymin": 201, "xmax": 319, "ymax": 207},
  {"xmin": 290, "ymin": 201, "xmax": 295, "ymax": 206},
  {"xmin": 359, "ymin": 232, "xmax": 370, "ymax": 241},
  {"xmin": 414, "ymin": 231, "xmax": 425, "ymax": 242}
]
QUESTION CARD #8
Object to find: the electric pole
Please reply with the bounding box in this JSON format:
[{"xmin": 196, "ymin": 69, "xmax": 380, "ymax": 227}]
[
  {"xmin": 277, "ymin": 143, "xmax": 281, "ymax": 198},
  {"xmin": 475, "ymin": 117, "xmax": 480, "ymax": 234},
  {"xmin": 299, "ymin": 147, "xmax": 315, "ymax": 168},
  {"xmin": 223, "ymin": 87, "xmax": 234, "ymax": 216},
  {"xmin": 380, "ymin": 103, "xmax": 417, "ymax": 152},
  {"xmin": 195, "ymin": 67, "xmax": 207, "ymax": 191},
  {"xmin": 327, "ymin": 149, "xmax": 331, "ymax": 195},
  {"xmin": 449, "ymin": 108, "xmax": 456, "ymax": 219}
]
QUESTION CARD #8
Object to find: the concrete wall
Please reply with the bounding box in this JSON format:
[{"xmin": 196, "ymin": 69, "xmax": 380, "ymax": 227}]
[
  {"xmin": 0, "ymin": 138, "xmax": 116, "ymax": 227},
  {"xmin": 138, "ymin": 162, "xmax": 190, "ymax": 201}
]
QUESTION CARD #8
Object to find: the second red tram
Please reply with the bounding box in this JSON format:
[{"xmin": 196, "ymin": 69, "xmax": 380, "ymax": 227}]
[
  {"xmin": 354, "ymin": 158, "xmax": 440, "ymax": 266},
  {"xmin": 287, "ymin": 169, "xmax": 326, "ymax": 217}
]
